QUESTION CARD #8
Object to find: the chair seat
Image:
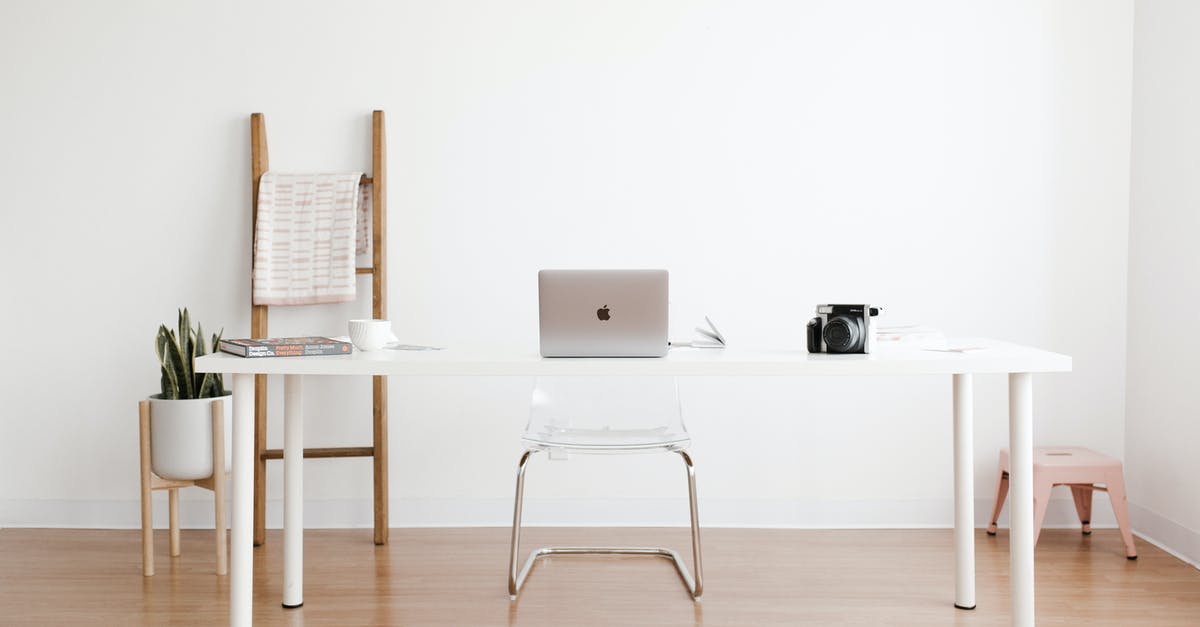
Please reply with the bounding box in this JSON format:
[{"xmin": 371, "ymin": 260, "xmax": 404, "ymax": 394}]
[
  {"xmin": 999, "ymin": 446, "xmax": 1123, "ymax": 474},
  {"xmin": 522, "ymin": 424, "xmax": 690, "ymax": 452}
]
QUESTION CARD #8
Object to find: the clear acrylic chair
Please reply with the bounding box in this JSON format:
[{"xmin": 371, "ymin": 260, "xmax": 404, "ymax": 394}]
[{"xmin": 507, "ymin": 376, "xmax": 703, "ymax": 600}]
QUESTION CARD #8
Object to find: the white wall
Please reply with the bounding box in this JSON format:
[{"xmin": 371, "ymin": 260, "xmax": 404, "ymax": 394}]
[
  {"xmin": 0, "ymin": 1, "xmax": 1134, "ymax": 530},
  {"xmin": 1126, "ymin": 0, "xmax": 1200, "ymax": 567}
]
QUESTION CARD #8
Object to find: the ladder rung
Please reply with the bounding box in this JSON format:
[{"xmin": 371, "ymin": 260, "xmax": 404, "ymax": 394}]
[
  {"xmin": 261, "ymin": 446, "xmax": 374, "ymax": 460},
  {"xmin": 355, "ymin": 267, "xmax": 374, "ymax": 274}
]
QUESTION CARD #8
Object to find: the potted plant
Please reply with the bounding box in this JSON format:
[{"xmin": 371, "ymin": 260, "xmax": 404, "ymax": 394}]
[{"xmin": 149, "ymin": 309, "xmax": 231, "ymax": 480}]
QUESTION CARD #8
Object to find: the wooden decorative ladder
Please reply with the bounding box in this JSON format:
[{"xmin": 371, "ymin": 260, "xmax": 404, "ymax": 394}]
[{"xmin": 249, "ymin": 110, "xmax": 389, "ymax": 546}]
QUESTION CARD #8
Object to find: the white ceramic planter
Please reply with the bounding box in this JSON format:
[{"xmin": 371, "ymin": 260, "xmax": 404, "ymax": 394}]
[{"xmin": 148, "ymin": 393, "xmax": 233, "ymax": 481}]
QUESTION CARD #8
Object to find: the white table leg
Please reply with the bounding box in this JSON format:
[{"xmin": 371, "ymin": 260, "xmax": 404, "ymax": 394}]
[
  {"xmin": 283, "ymin": 374, "xmax": 304, "ymax": 608},
  {"xmin": 1009, "ymin": 373, "xmax": 1035, "ymax": 626},
  {"xmin": 952, "ymin": 374, "xmax": 975, "ymax": 610},
  {"xmin": 230, "ymin": 373, "xmax": 254, "ymax": 627}
]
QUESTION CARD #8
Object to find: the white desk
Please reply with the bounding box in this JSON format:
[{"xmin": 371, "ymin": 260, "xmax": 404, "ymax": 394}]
[{"xmin": 195, "ymin": 339, "xmax": 1071, "ymax": 627}]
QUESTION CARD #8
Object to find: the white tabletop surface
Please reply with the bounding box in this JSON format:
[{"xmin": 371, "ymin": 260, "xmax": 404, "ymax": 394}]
[{"xmin": 194, "ymin": 338, "xmax": 1071, "ymax": 376}]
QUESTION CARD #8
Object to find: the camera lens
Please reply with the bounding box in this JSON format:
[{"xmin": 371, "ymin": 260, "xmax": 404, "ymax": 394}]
[{"xmin": 823, "ymin": 315, "xmax": 863, "ymax": 353}]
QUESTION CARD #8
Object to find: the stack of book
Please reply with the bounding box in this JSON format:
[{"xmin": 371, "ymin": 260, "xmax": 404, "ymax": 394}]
[{"xmin": 218, "ymin": 337, "xmax": 352, "ymax": 358}]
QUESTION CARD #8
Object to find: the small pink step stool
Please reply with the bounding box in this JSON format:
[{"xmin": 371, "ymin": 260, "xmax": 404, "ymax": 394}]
[{"xmin": 986, "ymin": 446, "xmax": 1137, "ymax": 559}]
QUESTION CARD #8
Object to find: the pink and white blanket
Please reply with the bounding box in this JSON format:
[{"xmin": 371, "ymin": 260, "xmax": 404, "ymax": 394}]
[{"xmin": 252, "ymin": 172, "xmax": 365, "ymax": 306}]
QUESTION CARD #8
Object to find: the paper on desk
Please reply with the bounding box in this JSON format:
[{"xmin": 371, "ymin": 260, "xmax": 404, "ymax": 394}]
[
  {"xmin": 329, "ymin": 336, "xmax": 443, "ymax": 351},
  {"xmin": 922, "ymin": 346, "xmax": 987, "ymax": 353},
  {"xmin": 672, "ymin": 316, "xmax": 726, "ymax": 349},
  {"xmin": 875, "ymin": 323, "xmax": 945, "ymax": 345},
  {"xmin": 385, "ymin": 343, "xmax": 444, "ymax": 351}
]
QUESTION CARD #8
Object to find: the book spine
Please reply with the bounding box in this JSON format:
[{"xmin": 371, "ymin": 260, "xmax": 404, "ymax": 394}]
[{"xmin": 218, "ymin": 341, "xmax": 248, "ymax": 357}]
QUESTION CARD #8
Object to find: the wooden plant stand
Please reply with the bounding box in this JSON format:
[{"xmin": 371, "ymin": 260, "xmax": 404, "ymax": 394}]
[{"xmin": 138, "ymin": 399, "xmax": 228, "ymax": 576}]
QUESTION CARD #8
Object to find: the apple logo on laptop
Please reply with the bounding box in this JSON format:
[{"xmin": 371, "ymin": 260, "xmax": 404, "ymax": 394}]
[{"xmin": 596, "ymin": 305, "xmax": 611, "ymax": 321}]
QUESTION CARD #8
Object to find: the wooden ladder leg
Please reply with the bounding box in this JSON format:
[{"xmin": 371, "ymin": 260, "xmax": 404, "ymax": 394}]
[
  {"xmin": 250, "ymin": 112, "xmax": 270, "ymax": 548},
  {"xmin": 212, "ymin": 400, "xmax": 229, "ymax": 576},
  {"xmin": 373, "ymin": 375, "xmax": 388, "ymax": 545},
  {"xmin": 253, "ymin": 374, "xmax": 268, "ymax": 546},
  {"xmin": 371, "ymin": 109, "xmax": 389, "ymax": 546},
  {"xmin": 139, "ymin": 401, "xmax": 155, "ymax": 576}
]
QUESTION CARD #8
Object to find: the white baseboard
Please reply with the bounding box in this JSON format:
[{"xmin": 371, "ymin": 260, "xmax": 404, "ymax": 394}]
[
  {"xmin": 9, "ymin": 498, "xmax": 1194, "ymax": 572},
  {"xmin": 0, "ymin": 496, "xmax": 1119, "ymax": 531},
  {"xmin": 1129, "ymin": 502, "xmax": 1200, "ymax": 569}
]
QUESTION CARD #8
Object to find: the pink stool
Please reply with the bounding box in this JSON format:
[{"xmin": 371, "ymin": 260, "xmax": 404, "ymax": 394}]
[{"xmin": 986, "ymin": 446, "xmax": 1137, "ymax": 559}]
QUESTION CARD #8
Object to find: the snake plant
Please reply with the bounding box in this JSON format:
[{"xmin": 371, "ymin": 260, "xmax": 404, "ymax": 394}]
[{"xmin": 155, "ymin": 308, "xmax": 224, "ymax": 400}]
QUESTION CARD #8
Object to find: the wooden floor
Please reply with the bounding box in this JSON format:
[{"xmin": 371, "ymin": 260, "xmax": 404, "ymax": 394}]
[{"xmin": 1, "ymin": 527, "xmax": 1197, "ymax": 626}]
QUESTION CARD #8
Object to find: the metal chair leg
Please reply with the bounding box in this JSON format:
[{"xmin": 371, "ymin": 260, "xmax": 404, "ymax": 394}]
[
  {"xmin": 507, "ymin": 448, "xmax": 704, "ymax": 601},
  {"xmin": 680, "ymin": 449, "xmax": 704, "ymax": 598},
  {"xmin": 508, "ymin": 450, "xmax": 535, "ymax": 599}
]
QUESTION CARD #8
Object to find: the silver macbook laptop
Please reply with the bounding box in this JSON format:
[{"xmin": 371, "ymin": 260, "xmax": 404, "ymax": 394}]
[{"xmin": 538, "ymin": 269, "xmax": 669, "ymax": 357}]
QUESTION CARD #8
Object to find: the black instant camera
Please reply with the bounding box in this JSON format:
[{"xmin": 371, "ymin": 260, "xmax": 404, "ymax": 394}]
[{"xmin": 806, "ymin": 304, "xmax": 882, "ymax": 354}]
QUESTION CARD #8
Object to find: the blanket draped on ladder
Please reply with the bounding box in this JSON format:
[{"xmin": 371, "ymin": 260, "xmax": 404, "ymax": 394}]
[{"xmin": 252, "ymin": 172, "xmax": 369, "ymax": 306}]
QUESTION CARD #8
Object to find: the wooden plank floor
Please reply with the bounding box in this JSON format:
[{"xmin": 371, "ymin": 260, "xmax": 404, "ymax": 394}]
[{"xmin": 1, "ymin": 527, "xmax": 1197, "ymax": 626}]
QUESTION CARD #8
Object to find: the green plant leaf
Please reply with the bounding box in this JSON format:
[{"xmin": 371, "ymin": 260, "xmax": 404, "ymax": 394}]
[
  {"xmin": 177, "ymin": 309, "xmax": 194, "ymax": 399},
  {"xmin": 160, "ymin": 367, "xmax": 178, "ymax": 400},
  {"xmin": 198, "ymin": 372, "xmax": 216, "ymax": 398},
  {"xmin": 154, "ymin": 324, "xmax": 169, "ymax": 363},
  {"xmin": 195, "ymin": 323, "xmax": 206, "ymax": 357},
  {"xmin": 193, "ymin": 322, "xmax": 207, "ymax": 396},
  {"xmin": 155, "ymin": 324, "xmax": 181, "ymax": 400},
  {"xmin": 212, "ymin": 330, "xmax": 225, "ymax": 396},
  {"xmin": 168, "ymin": 328, "xmax": 189, "ymax": 400}
]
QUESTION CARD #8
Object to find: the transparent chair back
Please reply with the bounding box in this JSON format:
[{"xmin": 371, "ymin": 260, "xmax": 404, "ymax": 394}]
[{"xmin": 523, "ymin": 376, "xmax": 689, "ymax": 453}]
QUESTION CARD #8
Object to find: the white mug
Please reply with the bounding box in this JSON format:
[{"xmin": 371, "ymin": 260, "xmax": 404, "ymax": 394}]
[{"xmin": 348, "ymin": 319, "xmax": 397, "ymax": 351}]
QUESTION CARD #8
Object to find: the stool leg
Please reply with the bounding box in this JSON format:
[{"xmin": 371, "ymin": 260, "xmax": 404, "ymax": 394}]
[
  {"xmin": 139, "ymin": 401, "xmax": 154, "ymax": 576},
  {"xmin": 1105, "ymin": 472, "xmax": 1137, "ymax": 559},
  {"xmin": 1032, "ymin": 480, "xmax": 1052, "ymax": 547},
  {"xmin": 1070, "ymin": 486, "xmax": 1093, "ymax": 535},
  {"xmin": 169, "ymin": 488, "xmax": 181, "ymax": 557},
  {"xmin": 987, "ymin": 470, "xmax": 1009, "ymax": 535}
]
